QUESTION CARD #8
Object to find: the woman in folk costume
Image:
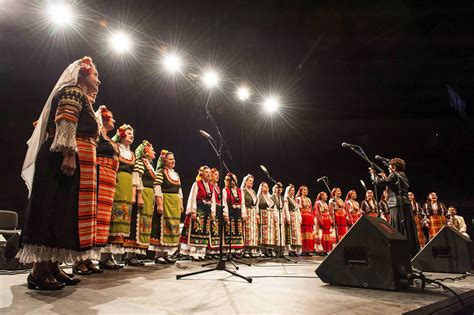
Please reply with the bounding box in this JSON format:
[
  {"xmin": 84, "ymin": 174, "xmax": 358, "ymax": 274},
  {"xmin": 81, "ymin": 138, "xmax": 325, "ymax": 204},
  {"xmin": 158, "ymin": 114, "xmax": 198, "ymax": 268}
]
[
  {"xmin": 361, "ymin": 190, "xmax": 379, "ymax": 218},
  {"xmin": 223, "ymin": 173, "xmax": 247, "ymax": 256},
  {"xmin": 329, "ymin": 187, "xmax": 349, "ymax": 242},
  {"xmin": 18, "ymin": 57, "xmax": 100, "ymax": 290},
  {"xmin": 409, "ymin": 192, "xmax": 427, "ymax": 247},
  {"xmin": 379, "ymin": 190, "xmax": 390, "ymax": 222},
  {"xmin": 74, "ymin": 105, "xmax": 118, "ymax": 274},
  {"xmin": 179, "ymin": 166, "xmax": 215, "ymax": 261},
  {"xmin": 424, "ymin": 192, "xmax": 448, "ymax": 240},
  {"xmin": 100, "ymin": 124, "xmax": 135, "ymax": 269},
  {"xmin": 314, "ymin": 192, "xmax": 332, "ymax": 255},
  {"xmin": 122, "ymin": 140, "xmax": 157, "ymax": 265},
  {"xmin": 296, "ymin": 186, "xmax": 314, "ymax": 255},
  {"xmin": 271, "ymin": 182, "xmax": 287, "ymax": 255},
  {"xmin": 284, "ymin": 184, "xmax": 302, "ymax": 256},
  {"xmin": 150, "ymin": 150, "xmax": 183, "ymax": 263},
  {"xmin": 241, "ymin": 174, "xmax": 259, "ymax": 258},
  {"xmin": 345, "ymin": 190, "xmax": 361, "ymax": 226},
  {"xmin": 258, "ymin": 182, "xmax": 277, "ymax": 257},
  {"xmin": 208, "ymin": 168, "xmax": 222, "ymax": 258}
]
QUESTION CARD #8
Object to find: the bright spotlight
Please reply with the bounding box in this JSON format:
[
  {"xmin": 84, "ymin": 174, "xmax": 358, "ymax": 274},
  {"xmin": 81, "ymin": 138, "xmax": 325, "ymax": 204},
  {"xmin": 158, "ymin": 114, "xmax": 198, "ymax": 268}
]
[
  {"xmin": 47, "ymin": 3, "xmax": 74, "ymax": 26},
  {"xmin": 163, "ymin": 53, "xmax": 182, "ymax": 74},
  {"xmin": 263, "ymin": 96, "xmax": 280, "ymax": 113},
  {"xmin": 109, "ymin": 31, "xmax": 132, "ymax": 53},
  {"xmin": 202, "ymin": 71, "xmax": 219, "ymax": 89},
  {"xmin": 237, "ymin": 86, "xmax": 250, "ymax": 101}
]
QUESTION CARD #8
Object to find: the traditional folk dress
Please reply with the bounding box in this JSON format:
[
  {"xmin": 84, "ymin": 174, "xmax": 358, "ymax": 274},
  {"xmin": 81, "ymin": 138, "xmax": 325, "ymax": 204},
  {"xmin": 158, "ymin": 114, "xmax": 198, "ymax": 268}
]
[
  {"xmin": 315, "ymin": 200, "xmax": 333, "ymax": 253},
  {"xmin": 411, "ymin": 201, "xmax": 427, "ymax": 247},
  {"xmin": 105, "ymin": 143, "xmax": 135, "ymax": 254},
  {"xmin": 424, "ymin": 202, "xmax": 447, "ymax": 240},
  {"xmin": 297, "ymin": 196, "xmax": 314, "ymax": 253},
  {"xmin": 330, "ymin": 197, "xmax": 349, "ymax": 242},
  {"xmin": 346, "ymin": 199, "xmax": 362, "ymax": 226},
  {"xmin": 272, "ymin": 193, "xmax": 287, "ymax": 252},
  {"xmin": 284, "ymin": 195, "xmax": 302, "ymax": 253},
  {"xmin": 208, "ymin": 184, "xmax": 222, "ymax": 255},
  {"xmin": 123, "ymin": 156, "xmax": 156, "ymax": 254},
  {"xmin": 379, "ymin": 199, "xmax": 390, "ymax": 223},
  {"xmin": 95, "ymin": 132, "xmax": 119, "ymax": 247},
  {"xmin": 242, "ymin": 186, "xmax": 259, "ymax": 255},
  {"xmin": 19, "ymin": 85, "xmax": 100, "ymax": 263},
  {"xmin": 151, "ymin": 167, "xmax": 183, "ymax": 256},
  {"xmin": 312, "ymin": 199, "xmax": 324, "ymax": 254},
  {"xmin": 180, "ymin": 180, "xmax": 215, "ymax": 258},
  {"xmin": 361, "ymin": 199, "xmax": 379, "ymax": 218},
  {"xmin": 258, "ymin": 190, "xmax": 276, "ymax": 251},
  {"xmin": 223, "ymin": 187, "xmax": 247, "ymax": 252}
]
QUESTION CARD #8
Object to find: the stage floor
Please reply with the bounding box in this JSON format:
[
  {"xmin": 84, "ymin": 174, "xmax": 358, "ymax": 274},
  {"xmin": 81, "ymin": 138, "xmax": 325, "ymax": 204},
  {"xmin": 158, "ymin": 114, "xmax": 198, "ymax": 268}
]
[{"xmin": 0, "ymin": 257, "xmax": 472, "ymax": 314}]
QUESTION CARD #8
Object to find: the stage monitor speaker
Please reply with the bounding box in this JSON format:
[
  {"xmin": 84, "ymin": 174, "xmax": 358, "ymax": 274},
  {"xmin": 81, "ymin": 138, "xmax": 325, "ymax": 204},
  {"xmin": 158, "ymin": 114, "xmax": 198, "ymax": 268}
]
[
  {"xmin": 315, "ymin": 216, "xmax": 412, "ymax": 291},
  {"xmin": 411, "ymin": 225, "xmax": 472, "ymax": 274}
]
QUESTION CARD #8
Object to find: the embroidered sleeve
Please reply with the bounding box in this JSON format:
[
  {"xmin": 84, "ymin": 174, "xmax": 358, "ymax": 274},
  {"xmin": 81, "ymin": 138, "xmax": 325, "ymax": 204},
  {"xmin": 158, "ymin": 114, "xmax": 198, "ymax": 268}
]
[
  {"xmin": 132, "ymin": 160, "xmax": 144, "ymax": 190},
  {"xmin": 222, "ymin": 190, "xmax": 229, "ymax": 218},
  {"xmin": 185, "ymin": 182, "xmax": 198, "ymax": 215},
  {"xmin": 153, "ymin": 185, "xmax": 163, "ymax": 197},
  {"xmin": 154, "ymin": 169, "xmax": 164, "ymax": 186},
  {"xmin": 55, "ymin": 86, "xmax": 84, "ymax": 124},
  {"xmin": 179, "ymin": 188, "xmax": 183, "ymax": 199},
  {"xmin": 50, "ymin": 119, "xmax": 78, "ymax": 154},
  {"xmin": 241, "ymin": 191, "xmax": 247, "ymax": 219}
]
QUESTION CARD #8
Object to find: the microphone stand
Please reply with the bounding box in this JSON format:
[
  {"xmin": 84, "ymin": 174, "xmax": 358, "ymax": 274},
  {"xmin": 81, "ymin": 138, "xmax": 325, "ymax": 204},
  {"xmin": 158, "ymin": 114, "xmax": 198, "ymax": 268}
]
[
  {"xmin": 176, "ymin": 94, "xmax": 252, "ymax": 283},
  {"xmin": 258, "ymin": 168, "xmax": 297, "ymax": 264},
  {"xmin": 319, "ymin": 177, "xmax": 339, "ymax": 244},
  {"xmin": 343, "ymin": 145, "xmax": 383, "ymax": 211}
]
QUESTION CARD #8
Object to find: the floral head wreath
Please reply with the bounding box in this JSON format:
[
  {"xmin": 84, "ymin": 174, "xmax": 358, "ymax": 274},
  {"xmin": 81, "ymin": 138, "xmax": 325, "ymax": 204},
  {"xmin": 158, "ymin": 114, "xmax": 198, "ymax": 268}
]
[
  {"xmin": 135, "ymin": 140, "xmax": 154, "ymax": 160},
  {"xmin": 100, "ymin": 105, "xmax": 113, "ymax": 121},
  {"xmin": 156, "ymin": 149, "xmax": 173, "ymax": 170},
  {"xmin": 195, "ymin": 165, "xmax": 210, "ymax": 181},
  {"xmin": 111, "ymin": 124, "xmax": 133, "ymax": 142},
  {"xmin": 79, "ymin": 56, "xmax": 94, "ymax": 76}
]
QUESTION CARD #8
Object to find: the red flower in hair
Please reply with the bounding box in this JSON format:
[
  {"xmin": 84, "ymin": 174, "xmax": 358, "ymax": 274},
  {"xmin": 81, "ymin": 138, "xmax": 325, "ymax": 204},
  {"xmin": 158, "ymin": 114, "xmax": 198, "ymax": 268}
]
[
  {"xmin": 118, "ymin": 127, "xmax": 127, "ymax": 138},
  {"xmin": 100, "ymin": 106, "xmax": 113, "ymax": 121},
  {"xmin": 80, "ymin": 57, "xmax": 94, "ymax": 76}
]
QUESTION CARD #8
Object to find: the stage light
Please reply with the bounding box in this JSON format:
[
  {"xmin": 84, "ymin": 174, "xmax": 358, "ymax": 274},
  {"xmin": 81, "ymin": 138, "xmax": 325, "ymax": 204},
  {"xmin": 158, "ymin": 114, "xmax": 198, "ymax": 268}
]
[
  {"xmin": 237, "ymin": 86, "xmax": 250, "ymax": 101},
  {"xmin": 162, "ymin": 53, "xmax": 182, "ymax": 74},
  {"xmin": 202, "ymin": 71, "xmax": 219, "ymax": 89},
  {"xmin": 109, "ymin": 31, "xmax": 132, "ymax": 53},
  {"xmin": 263, "ymin": 96, "xmax": 280, "ymax": 113},
  {"xmin": 47, "ymin": 3, "xmax": 75, "ymax": 26}
]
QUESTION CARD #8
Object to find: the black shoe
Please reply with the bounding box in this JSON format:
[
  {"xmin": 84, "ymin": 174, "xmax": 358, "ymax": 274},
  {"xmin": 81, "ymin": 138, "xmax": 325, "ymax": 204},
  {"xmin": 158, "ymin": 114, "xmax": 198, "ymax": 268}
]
[
  {"xmin": 125, "ymin": 257, "xmax": 145, "ymax": 266},
  {"xmin": 53, "ymin": 270, "xmax": 81, "ymax": 286},
  {"xmin": 72, "ymin": 264, "xmax": 92, "ymax": 276},
  {"xmin": 155, "ymin": 257, "xmax": 167, "ymax": 264},
  {"xmin": 212, "ymin": 254, "xmax": 221, "ymax": 260},
  {"xmin": 86, "ymin": 262, "xmax": 104, "ymax": 274},
  {"xmin": 99, "ymin": 259, "xmax": 122, "ymax": 270},
  {"xmin": 164, "ymin": 256, "xmax": 176, "ymax": 264},
  {"xmin": 27, "ymin": 273, "xmax": 65, "ymax": 290}
]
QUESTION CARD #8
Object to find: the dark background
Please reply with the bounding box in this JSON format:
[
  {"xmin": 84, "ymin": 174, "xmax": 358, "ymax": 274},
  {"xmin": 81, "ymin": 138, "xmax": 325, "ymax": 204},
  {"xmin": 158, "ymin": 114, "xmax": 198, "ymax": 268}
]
[{"xmin": 0, "ymin": 1, "xmax": 473, "ymax": 234}]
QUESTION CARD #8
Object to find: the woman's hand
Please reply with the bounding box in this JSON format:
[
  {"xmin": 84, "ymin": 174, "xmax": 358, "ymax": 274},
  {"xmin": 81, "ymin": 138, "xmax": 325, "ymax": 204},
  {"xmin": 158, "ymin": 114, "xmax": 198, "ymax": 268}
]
[
  {"xmin": 61, "ymin": 154, "xmax": 76, "ymax": 176},
  {"xmin": 137, "ymin": 195, "xmax": 145, "ymax": 208}
]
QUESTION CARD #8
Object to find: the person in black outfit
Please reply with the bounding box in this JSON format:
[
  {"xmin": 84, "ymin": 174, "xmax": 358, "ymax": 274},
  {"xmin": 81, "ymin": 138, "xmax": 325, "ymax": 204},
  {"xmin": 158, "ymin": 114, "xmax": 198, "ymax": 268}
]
[{"xmin": 370, "ymin": 157, "xmax": 420, "ymax": 258}]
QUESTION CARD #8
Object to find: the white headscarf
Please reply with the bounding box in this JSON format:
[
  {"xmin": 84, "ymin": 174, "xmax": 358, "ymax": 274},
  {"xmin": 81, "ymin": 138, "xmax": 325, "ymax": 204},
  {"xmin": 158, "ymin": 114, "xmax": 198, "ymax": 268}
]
[
  {"xmin": 94, "ymin": 105, "xmax": 107, "ymax": 129},
  {"xmin": 257, "ymin": 182, "xmax": 274, "ymax": 207},
  {"xmin": 21, "ymin": 59, "xmax": 82, "ymax": 197},
  {"xmin": 240, "ymin": 174, "xmax": 257, "ymax": 204}
]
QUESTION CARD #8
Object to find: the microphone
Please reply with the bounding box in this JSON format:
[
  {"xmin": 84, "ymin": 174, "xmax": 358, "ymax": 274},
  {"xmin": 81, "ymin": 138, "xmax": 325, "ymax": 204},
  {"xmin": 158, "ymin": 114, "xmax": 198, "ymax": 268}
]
[
  {"xmin": 341, "ymin": 142, "xmax": 360, "ymax": 148},
  {"xmin": 316, "ymin": 176, "xmax": 327, "ymax": 182},
  {"xmin": 260, "ymin": 165, "xmax": 269, "ymax": 173},
  {"xmin": 375, "ymin": 155, "xmax": 390, "ymax": 162},
  {"xmin": 199, "ymin": 130, "xmax": 213, "ymax": 139}
]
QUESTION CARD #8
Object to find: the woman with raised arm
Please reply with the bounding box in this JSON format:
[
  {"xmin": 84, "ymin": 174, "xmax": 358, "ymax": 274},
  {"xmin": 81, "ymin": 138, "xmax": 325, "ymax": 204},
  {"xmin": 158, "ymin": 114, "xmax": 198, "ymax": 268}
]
[{"xmin": 371, "ymin": 157, "xmax": 420, "ymax": 257}]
